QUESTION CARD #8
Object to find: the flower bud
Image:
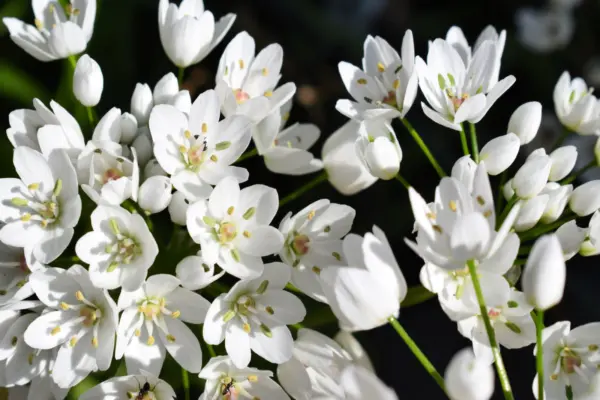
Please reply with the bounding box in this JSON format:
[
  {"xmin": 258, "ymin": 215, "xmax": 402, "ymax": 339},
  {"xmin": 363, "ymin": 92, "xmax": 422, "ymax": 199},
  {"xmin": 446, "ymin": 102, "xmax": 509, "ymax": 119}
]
[
  {"xmin": 549, "ymin": 146, "xmax": 577, "ymax": 181},
  {"xmin": 512, "ymin": 155, "xmax": 552, "ymax": 199},
  {"xmin": 137, "ymin": 176, "xmax": 172, "ymax": 214},
  {"xmin": 120, "ymin": 112, "xmax": 138, "ymax": 144},
  {"xmin": 355, "ymin": 120, "xmax": 402, "ymax": 180},
  {"xmin": 479, "ymin": 133, "xmax": 520, "ymax": 175},
  {"xmin": 73, "ymin": 54, "xmax": 103, "ymax": 107},
  {"xmin": 168, "ymin": 191, "xmax": 189, "ymax": 225},
  {"xmin": 130, "ymin": 83, "xmax": 153, "ymax": 125},
  {"xmin": 514, "ymin": 195, "xmax": 549, "ymax": 232},
  {"xmin": 522, "ymin": 234, "xmax": 566, "ymax": 310},
  {"xmin": 503, "ymin": 178, "xmax": 515, "ymax": 200},
  {"xmin": 144, "ymin": 159, "xmax": 167, "ymax": 179},
  {"xmin": 445, "ymin": 348, "xmax": 494, "ymax": 400},
  {"xmin": 451, "ymin": 156, "xmax": 477, "ymax": 192},
  {"xmin": 556, "ymin": 220, "xmax": 587, "ymax": 259},
  {"xmin": 175, "ymin": 252, "xmax": 223, "ymax": 291},
  {"xmin": 540, "ymin": 183, "xmax": 572, "ymax": 223},
  {"xmin": 569, "ymin": 180, "xmax": 600, "ymax": 216},
  {"xmin": 132, "ymin": 128, "xmax": 153, "ymax": 167},
  {"xmin": 172, "ymin": 90, "xmax": 192, "ymax": 114},
  {"xmin": 507, "ymin": 101, "xmax": 542, "ymax": 145},
  {"xmin": 153, "ymin": 73, "xmax": 179, "ymax": 105}
]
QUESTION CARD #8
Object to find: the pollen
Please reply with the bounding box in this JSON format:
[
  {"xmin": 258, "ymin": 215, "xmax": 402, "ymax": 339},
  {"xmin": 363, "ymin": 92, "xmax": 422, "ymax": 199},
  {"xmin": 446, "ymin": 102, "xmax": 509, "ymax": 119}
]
[
  {"xmin": 357, "ymin": 78, "xmax": 367, "ymax": 85},
  {"xmin": 264, "ymin": 90, "xmax": 273, "ymax": 97},
  {"xmin": 476, "ymin": 196, "xmax": 485, "ymax": 206},
  {"xmin": 171, "ymin": 310, "xmax": 181, "ymax": 319},
  {"xmin": 483, "ymin": 210, "xmax": 493, "ymax": 218},
  {"xmin": 147, "ymin": 336, "xmax": 155, "ymax": 345},
  {"xmin": 166, "ymin": 334, "xmax": 176, "ymax": 343},
  {"xmin": 27, "ymin": 183, "xmax": 39, "ymax": 191},
  {"xmin": 265, "ymin": 306, "xmax": 274, "ymax": 315},
  {"xmin": 227, "ymin": 206, "xmax": 235, "ymax": 215},
  {"xmin": 134, "ymin": 329, "xmax": 141, "ymax": 337},
  {"xmin": 28, "ymin": 353, "xmax": 34, "ymax": 365},
  {"xmin": 377, "ymin": 62, "xmax": 385, "ymax": 72},
  {"xmin": 393, "ymin": 79, "xmax": 400, "ymax": 89},
  {"xmin": 20, "ymin": 214, "xmax": 31, "ymax": 222},
  {"xmin": 238, "ymin": 59, "xmax": 245, "ymax": 69},
  {"xmin": 262, "ymin": 68, "xmax": 268, "ymax": 76},
  {"xmin": 51, "ymin": 327, "xmax": 61, "ymax": 336},
  {"xmin": 332, "ymin": 252, "xmax": 341, "ymax": 261},
  {"xmin": 60, "ymin": 302, "xmax": 70, "ymax": 310},
  {"xmin": 202, "ymin": 123, "xmax": 208, "ymax": 133},
  {"xmin": 426, "ymin": 212, "xmax": 436, "ymax": 220},
  {"xmin": 312, "ymin": 266, "xmax": 321, "ymax": 275},
  {"xmin": 243, "ymin": 230, "xmax": 251, "ymax": 238},
  {"xmin": 432, "ymin": 225, "xmax": 443, "ymax": 233},
  {"xmin": 184, "ymin": 130, "xmax": 192, "ymax": 139},
  {"xmin": 307, "ymin": 210, "xmax": 315, "ymax": 220},
  {"xmin": 69, "ymin": 337, "xmax": 77, "ymax": 347},
  {"xmin": 34, "ymin": 19, "xmax": 43, "ymax": 29},
  {"xmin": 449, "ymin": 200, "xmax": 457, "ymax": 212},
  {"xmin": 243, "ymin": 323, "xmax": 251, "ymax": 333},
  {"xmin": 91, "ymin": 337, "xmax": 98, "ymax": 348},
  {"xmin": 75, "ymin": 291, "xmax": 84, "ymax": 301},
  {"xmin": 550, "ymin": 374, "xmax": 558, "ymax": 381},
  {"xmin": 210, "ymin": 155, "xmax": 218, "ymax": 162}
]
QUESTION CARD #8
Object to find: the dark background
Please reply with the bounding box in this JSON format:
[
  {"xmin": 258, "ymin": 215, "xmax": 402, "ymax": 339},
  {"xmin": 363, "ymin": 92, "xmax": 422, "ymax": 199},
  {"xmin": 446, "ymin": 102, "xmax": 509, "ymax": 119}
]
[{"xmin": 1, "ymin": 0, "xmax": 600, "ymax": 398}]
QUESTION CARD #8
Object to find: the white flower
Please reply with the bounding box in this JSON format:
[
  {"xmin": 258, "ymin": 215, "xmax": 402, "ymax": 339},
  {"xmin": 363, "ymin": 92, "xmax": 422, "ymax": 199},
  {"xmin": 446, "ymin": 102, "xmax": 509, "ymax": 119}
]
[
  {"xmin": 278, "ymin": 199, "xmax": 355, "ymax": 302},
  {"xmin": 75, "ymin": 205, "xmax": 158, "ymax": 291},
  {"xmin": 516, "ymin": 7, "xmax": 575, "ymax": 54},
  {"xmin": 120, "ymin": 113, "xmax": 138, "ymax": 144},
  {"xmin": 514, "ymin": 194, "xmax": 549, "ymax": 232},
  {"xmin": 549, "ymin": 146, "xmax": 578, "ymax": 181},
  {"xmin": 334, "ymin": 331, "xmax": 374, "ymax": 372},
  {"xmin": 479, "ymin": 133, "xmax": 520, "ymax": 176},
  {"xmin": 0, "ymin": 312, "xmax": 68, "ymax": 399},
  {"xmin": 522, "ymin": 234, "xmax": 566, "ymax": 311},
  {"xmin": 73, "ymin": 54, "xmax": 103, "ymax": 107},
  {"xmin": 216, "ymin": 31, "xmax": 296, "ymax": 122},
  {"xmin": 508, "ymin": 101, "xmax": 542, "ymax": 145},
  {"xmin": 116, "ymin": 274, "xmax": 209, "ymax": 375},
  {"xmin": 131, "ymin": 73, "xmax": 192, "ymax": 127},
  {"xmin": 557, "ymin": 220, "xmax": 586, "ymax": 259},
  {"xmin": 168, "ymin": 191, "xmax": 189, "ymax": 225},
  {"xmin": 136, "ymin": 176, "xmax": 172, "ymax": 215},
  {"xmin": 143, "ymin": 159, "xmax": 167, "ymax": 179},
  {"xmin": 355, "ymin": 119, "xmax": 402, "ymax": 180},
  {"xmin": 199, "ymin": 356, "xmax": 289, "ymax": 400},
  {"xmin": 187, "ymin": 176, "xmax": 284, "ymax": 279},
  {"xmin": 24, "ymin": 265, "xmax": 118, "ymax": 388},
  {"xmin": 553, "ymin": 71, "xmax": 600, "ymax": 135},
  {"xmin": 149, "ymin": 90, "xmax": 251, "ymax": 200},
  {"xmin": 451, "ymin": 155, "xmax": 477, "ymax": 192},
  {"xmin": 336, "ymin": 30, "xmax": 418, "ymax": 121},
  {"xmin": 540, "ymin": 182, "xmax": 572, "ymax": 224},
  {"xmin": 0, "ymin": 147, "xmax": 81, "ymax": 263},
  {"xmin": 322, "ymin": 120, "xmax": 378, "ymax": 195},
  {"xmin": 321, "ymin": 226, "xmax": 407, "ymax": 332},
  {"xmin": 512, "ymin": 153, "xmax": 552, "ymax": 199},
  {"xmin": 416, "ymin": 35, "xmax": 515, "ymax": 130},
  {"xmin": 2, "ymin": 0, "xmax": 96, "ymax": 61},
  {"xmin": 0, "ymin": 244, "xmax": 45, "ymax": 307},
  {"xmin": 339, "ymin": 365, "xmax": 398, "ymax": 400},
  {"xmin": 81, "ymin": 374, "xmax": 175, "ymax": 399},
  {"xmin": 158, "ymin": 0, "xmax": 235, "ymax": 68},
  {"xmin": 175, "ymin": 251, "xmax": 224, "ymax": 291},
  {"xmin": 253, "ymin": 102, "xmax": 323, "ymax": 175},
  {"xmin": 445, "ymin": 348, "xmax": 494, "ymax": 400},
  {"xmin": 450, "ymin": 289, "xmax": 536, "ymax": 364},
  {"xmin": 131, "ymin": 84, "xmax": 154, "ymax": 126},
  {"xmin": 569, "ymin": 180, "xmax": 600, "ymax": 216},
  {"xmin": 203, "ymin": 262, "xmax": 305, "ymax": 368},
  {"xmin": 533, "ymin": 321, "xmax": 600, "ymax": 399}
]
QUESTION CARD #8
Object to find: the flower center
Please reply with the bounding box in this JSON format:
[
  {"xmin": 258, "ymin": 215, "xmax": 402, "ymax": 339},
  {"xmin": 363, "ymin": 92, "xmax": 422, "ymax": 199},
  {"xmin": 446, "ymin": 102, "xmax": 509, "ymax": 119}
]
[
  {"xmin": 292, "ymin": 234, "xmax": 310, "ymax": 255},
  {"xmin": 488, "ymin": 308, "xmax": 501, "ymax": 319},
  {"xmin": 139, "ymin": 302, "xmax": 162, "ymax": 320},
  {"xmin": 19, "ymin": 255, "xmax": 29, "ymax": 274},
  {"xmin": 11, "ymin": 180, "xmax": 63, "ymax": 228},
  {"xmin": 102, "ymin": 168, "xmax": 122, "ymax": 184},
  {"xmin": 561, "ymin": 348, "xmax": 582, "ymax": 374},
  {"xmin": 233, "ymin": 89, "xmax": 250, "ymax": 104},
  {"xmin": 382, "ymin": 90, "xmax": 397, "ymax": 107},
  {"xmin": 218, "ymin": 222, "xmax": 237, "ymax": 244},
  {"xmin": 80, "ymin": 306, "xmax": 99, "ymax": 327},
  {"xmin": 187, "ymin": 145, "xmax": 205, "ymax": 166},
  {"xmin": 136, "ymin": 297, "xmax": 181, "ymax": 346}
]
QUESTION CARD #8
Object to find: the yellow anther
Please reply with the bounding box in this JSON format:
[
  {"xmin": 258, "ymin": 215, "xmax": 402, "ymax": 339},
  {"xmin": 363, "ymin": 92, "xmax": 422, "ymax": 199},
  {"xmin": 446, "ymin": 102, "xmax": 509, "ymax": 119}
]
[
  {"xmin": 69, "ymin": 337, "xmax": 77, "ymax": 347},
  {"xmin": 550, "ymin": 374, "xmax": 558, "ymax": 381},
  {"xmin": 243, "ymin": 323, "xmax": 251, "ymax": 333},
  {"xmin": 227, "ymin": 206, "xmax": 235, "ymax": 215},
  {"xmin": 134, "ymin": 329, "xmax": 141, "ymax": 337},
  {"xmin": 238, "ymin": 59, "xmax": 245, "ymax": 69},
  {"xmin": 171, "ymin": 310, "xmax": 181, "ymax": 319},
  {"xmin": 75, "ymin": 291, "xmax": 84, "ymax": 301},
  {"xmin": 51, "ymin": 327, "xmax": 61, "ymax": 336},
  {"xmin": 166, "ymin": 334, "xmax": 176, "ymax": 343},
  {"xmin": 449, "ymin": 200, "xmax": 457, "ymax": 212},
  {"xmin": 179, "ymin": 145, "xmax": 187, "ymax": 153},
  {"xmin": 20, "ymin": 214, "xmax": 31, "ymax": 222},
  {"xmin": 312, "ymin": 266, "xmax": 321, "ymax": 275},
  {"xmin": 393, "ymin": 79, "xmax": 400, "ymax": 89},
  {"xmin": 248, "ymin": 375, "xmax": 258, "ymax": 382},
  {"xmin": 147, "ymin": 336, "xmax": 155, "ymax": 345},
  {"xmin": 265, "ymin": 306, "xmax": 274, "ymax": 315},
  {"xmin": 483, "ymin": 210, "xmax": 492, "ymax": 218},
  {"xmin": 307, "ymin": 210, "xmax": 315, "ymax": 220},
  {"xmin": 28, "ymin": 353, "xmax": 34, "ymax": 365},
  {"xmin": 264, "ymin": 90, "xmax": 273, "ymax": 97},
  {"xmin": 426, "ymin": 212, "xmax": 436, "ymax": 220},
  {"xmin": 34, "ymin": 19, "xmax": 43, "ymax": 29},
  {"xmin": 210, "ymin": 155, "xmax": 218, "ymax": 162},
  {"xmin": 432, "ymin": 225, "xmax": 443, "ymax": 233},
  {"xmin": 202, "ymin": 123, "xmax": 208, "ymax": 133},
  {"xmin": 262, "ymin": 68, "xmax": 268, "ymax": 76},
  {"xmin": 184, "ymin": 130, "xmax": 192, "ymax": 139},
  {"xmin": 91, "ymin": 337, "xmax": 98, "ymax": 348},
  {"xmin": 59, "ymin": 302, "xmax": 70, "ymax": 310},
  {"xmin": 243, "ymin": 230, "xmax": 251, "ymax": 238},
  {"xmin": 27, "ymin": 183, "xmax": 39, "ymax": 191},
  {"xmin": 40, "ymin": 220, "xmax": 48, "ymax": 228},
  {"xmin": 357, "ymin": 78, "xmax": 367, "ymax": 85},
  {"xmin": 377, "ymin": 62, "xmax": 385, "ymax": 72}
]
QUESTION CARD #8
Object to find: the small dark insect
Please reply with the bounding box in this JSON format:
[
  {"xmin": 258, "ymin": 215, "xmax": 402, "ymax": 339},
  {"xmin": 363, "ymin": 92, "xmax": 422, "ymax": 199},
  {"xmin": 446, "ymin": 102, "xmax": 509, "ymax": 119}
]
[
  {"xmin": 136, "ymin": 381, "xmax": 151, "ymax": 399},
  {"xmin": 222, "ymin": 381, "xmax": 234, "ymax": 396}
]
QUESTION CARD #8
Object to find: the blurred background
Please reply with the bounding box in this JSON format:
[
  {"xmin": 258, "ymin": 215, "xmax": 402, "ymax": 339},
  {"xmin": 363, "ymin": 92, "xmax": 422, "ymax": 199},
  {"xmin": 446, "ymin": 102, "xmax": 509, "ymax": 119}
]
[{"xmin": 1, "ymin": 0, "xmax": 600, "ymax": 398}]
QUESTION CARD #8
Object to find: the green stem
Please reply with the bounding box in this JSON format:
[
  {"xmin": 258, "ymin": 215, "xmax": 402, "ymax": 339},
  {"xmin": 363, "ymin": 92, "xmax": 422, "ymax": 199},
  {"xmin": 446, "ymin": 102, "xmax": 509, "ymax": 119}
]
[
  {"xmin": 388, "ymin": 316, "xmax": 447, "ymax": 395},
  {"xmin": 235, "ymin": 148, "xmax": 258, "ymax": 163},
  {"xmin": 394, "ymin": 173, "xmax": 410, "ymax": 189},
  {"xmin": 67, "ymin": 55, "xmax": 78, "ymax": 69},
  {"xmin": 178, "ymin": 67, "xmax": 185, "ymax": 87},
  {"xmin": 401, "ymin": 285, "xmax": 436, "ymax": 307},
  {"xmin": 400, "ymin": 118, "xmax": 447, "ymax": 178},
  {"xmin": 496, "ymin": 195, "xmax": 518, "ymax": 230},
  {"xmin": 551, "ymin": 129, "xmax": 570, "ymax": 151},
  {"xmin": 496, "ymin": 171, "xmax": 508, "ymax": 214},
  {"xmin": 469, "ymin": 123, "xmax": 479, "ymax": 162},
  {"xmin": 459, "ymin": 125, "xmax": 470, "ymax": 157},
  {"xmin": 534, "ymin": 311, "xmax": 545, "ymax": 400},
  {"xmin": 519, "ymin": 214, "xmax": 577, "ymax": 242},
  {"xmin": 181, "ymin": 368, "xmax": 190, "ymax": 400},
  {"xmin": 86, "ymin": 106, "xmax": 96, "ymax": 127},
  {"xmin": 279, "ymin": 172, "xmax": 328, "ymax": 207},
  {"xmin": 518, "ymin": 245, "xmax": 532, "ymax": 256},
  {"xmin": 285, "ymin": 283, "xmax": 303, "ymax": 294},
  {"xmin": 561, "ymin": 160, "xmax": 596, "ymax": 185},
  {"xmin": 207, "ymin": 343, "xmax": 217, "ymax": 358},
  {"xmin": 467, "ymin": 260, "xmax": 515, "ymax": 400}
]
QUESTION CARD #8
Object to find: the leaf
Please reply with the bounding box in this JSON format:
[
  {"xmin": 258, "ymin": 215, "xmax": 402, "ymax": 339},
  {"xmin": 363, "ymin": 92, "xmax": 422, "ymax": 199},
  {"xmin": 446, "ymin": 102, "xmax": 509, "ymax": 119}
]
[
  {"xmin": 0, "ymin": 0, "xmax": 29, "ymax": 36},
  {"xmin": 0, "ymin": 61, "xmax": 50, "ymax": 104}
]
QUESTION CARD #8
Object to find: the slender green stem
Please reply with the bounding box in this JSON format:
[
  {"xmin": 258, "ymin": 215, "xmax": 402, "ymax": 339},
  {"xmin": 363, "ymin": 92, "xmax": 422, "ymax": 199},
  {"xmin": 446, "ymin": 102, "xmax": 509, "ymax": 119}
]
[
  {"xmin": 207, "ymin": 344, "xmax": 217, "ymax": 358},
  {"xmin": 561, "ymin": 160, "xmax": 596, "ymax": 185},
  {"xmin": 519, "ymin": 214, "xmax": 577, "ymax": 242},
  {"xmin": 400, "ymin": 118, "xmax": 447, "ymax": 178},
  {"xmin": 394, "ymin": 173, "xmax": 410, "ymax": 189},
  {"xmin": 388, "ymin": 316, "xmax": 447, "ymax": 395},
  {"xmin": 86, "ymin": 107, "xmax": 96, "ymax": 127},
  {"xmin": 178, "ymin": 67, "xmax": 185, "ymax": 87},
  {"xmin": 291, "ymin": 323, "xmax": 305, "ymax": 331},
  {"xmin": 235, "ymin": 147, "xmax": 258, "ymax": 163},
  {"xmin": 469, "ymin": 123, "xmax": 479, "ymax": 162},
  {"xmin": 285, "ymin": 283, "xmax": 303, "ymax": 294},
  {"xmin": 279, "ymin": 172, "xmax": 328, "ymax": 207},
  {"xmin": 496, "ymin": 171, "xmax": 508, "ymax": 214},
  {"xmin": 67, "ymin": 55, "xmax": 78, "ymax": 69},
  {"xmin": 496, "ymin": 195, "xmax": 518, "ymax": 230},
  {"xmin": 401, "ymin": 285, "xmax": 436, "ymax": 307},
  {"xmin": 534, "ymin": 311, "xmax": 545, "ymax": 400},
  {"xmin": 181, "ymin": 368, "xmax": 190, "ymax": 400},
  {"xmin": 551, "ymin": 129, "xmax": 570, "ymax": 151},
  {"xmin": 459, "ymin": 126, "xmax": 470, "ymax": 157},
  {"xmin": 467, "ymin": 260, "xmax": 515, "ymax": 400}
]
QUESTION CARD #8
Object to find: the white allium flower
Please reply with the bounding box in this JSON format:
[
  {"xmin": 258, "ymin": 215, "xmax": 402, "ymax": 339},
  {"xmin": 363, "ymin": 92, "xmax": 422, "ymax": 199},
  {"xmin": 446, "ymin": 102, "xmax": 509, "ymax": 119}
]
[
  {"xmin": 569, "ymin": 180, "xmax": 600, "ymax": 216},
  {"xmin": 199, "ymin": 356, "xmax": 289, "ymax": 400},
  {"xmin": 0, "ymin": 147, "xmax": 81, "ymax": 263},
  {"xmin": 513, "ymin": 194, "xmax": 549, "ymax": 232},
  {"xmin": 512, "ymin": 153, "xmax": 552, "ymax": 199},
  {"xmin": 449, "ymin": 289, "xmax": 535, "ymax": 364},
  {"xmin": 2, "ymin": 0, "xmax": 96, "ymax": 61},
  {"xmin": 479, "ymin": 133, "xmax": 520, "ymax": 176},
  {"xmin": 339, "ymin": 365, "xmax": 398, "ymax": 400},
  {"xmin": 158, "ymin": 0, "xmax": 236, "ymax": 68},
  {"xmin": 533, "ymin": 321, "xmax": 600, "ymax": 399},
  {"xmin": 75, "ymin": 205, "xmax": 158, "ymax": 291},
  {"xmin": 355, "ymin": 119, "xmax": 402, "ymax": 180},
  {"xmin": 203, "ymin": 262, "xmax": 305, "ymax": 368},
  {"xmin": 0, "ymin": 244, "xmax": 45, "ymax": 307},
  {"xmin": 216, "ymin": 31, "xmax": 296, "ymax": 122},
  {"xmin": 175, "ymin": 250, "xmax": 224, "ymax": 291},
  {"xmin": 149, "ymin": 90, "xmax": 251, "ymax": 200},
  {"xmin": 549, "ymin": 145, "xmax": 578, "ymax": 181},
  {"xmin": 322, "ymin": 120, "xmax": 378, "ymax": 195},
  {"xmin": 540, "ymin": 182, "xmax": 572, "ymax": 224},
  {"xmin": 120, "ymin": 112, "xmax": 138, "ymax": 144},
  {"xmin": 187, "ymin": 176, "xmax": 284, "ymax": 279},
  {"xmin": 336, "ymin": 30, "xmax": 417, "ymax": 121},
  {"xmin": 508, "ymin": 101, "xmax": 543, "ymax": 145},
  {"xmin": 80, "ymin": 373, "xmax": 176, "ymax": 400},
  {"xmin": 116, "ymin": 274, "xmax": 209, "ymax": 375},
  {"xmin": 136, "ymin": 176, "xmax": 172, "ymax": 215},
  {"xmin": 334, "ymin": 330, "xmax": 375, "ymax": 372},
  {"xmin": 131, "ymin": 73, "xmax": 192, "ymax": 127},
  {"xmin": 416, "ymin": 33, "xmax": 515, "ymax": 130},
  {"xmin": 522, "ymin": 234, "xmax": 566, "ymax": 311},
  {"xmin": 168, "ymin": 191, "xmax": 189, "ymax": 226},
  {"xmin": 557, "ymin": 220, "xmax": 586, "ymax": 259},
  {"xmin": 24, "ymin": 265, "xmax": 118, "ymax": 388},
  {"xmin": 516, "ymin": 7, "xmax": 575, "ymax": 54},
  {"xmin": 253, "ymin": 101, "xmax": 323, "ymax": 175},
  {"xmin": 321, "ymin": 226, "xmax": 407, "ymax": 332},
  {"xmin": 445, "ymin": 348, "xmax": 494, "ymax": 400},
  {"xmin": 143, "ymin": 158, "xmax": 167, "ymax": 179},
  {"xmin": 73, "ymin": 54, "xmax": 103, "ymax": 107},
  {"xmin": 553, "ymin": 71, "xmax": 600, "ymax": 135},
  {"xmin": 278, "ymin": 199, "xmax": 355, "ymax": 302},
  {"xmin": 131, "ymin": 84, "xmax": 154, "ymax": 126},
  {"xmin": 0, "ymin": 312, "xmax": 68, "ymax": 399}
]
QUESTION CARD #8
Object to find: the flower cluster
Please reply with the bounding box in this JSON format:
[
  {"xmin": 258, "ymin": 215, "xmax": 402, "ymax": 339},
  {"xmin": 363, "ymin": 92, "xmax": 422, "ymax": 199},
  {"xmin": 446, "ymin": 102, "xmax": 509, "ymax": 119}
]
[{"xmin": 2, "ymin": 1, "xmax": 600, "ymax": 399}]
